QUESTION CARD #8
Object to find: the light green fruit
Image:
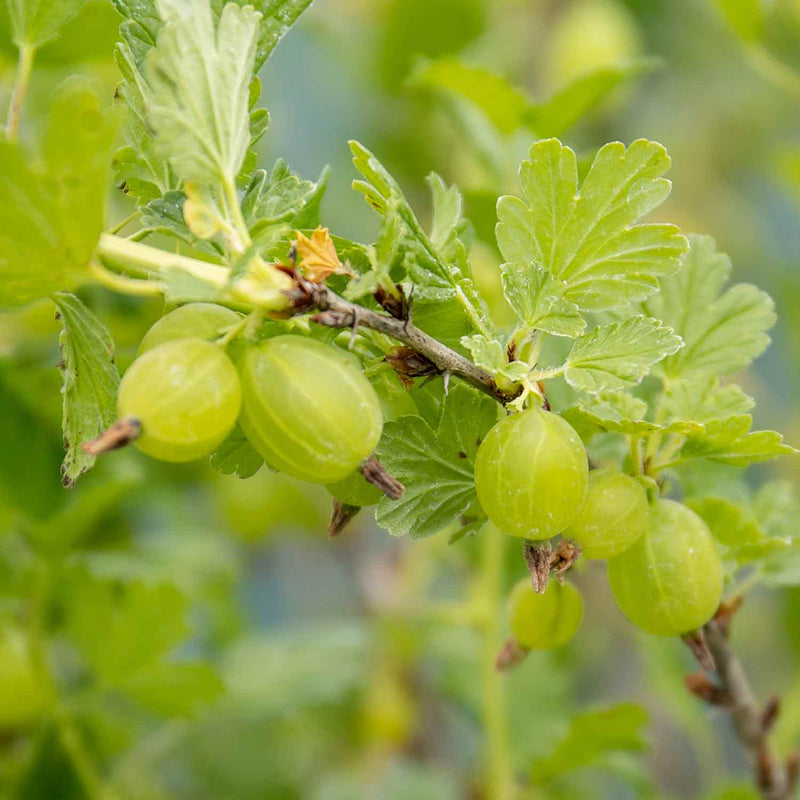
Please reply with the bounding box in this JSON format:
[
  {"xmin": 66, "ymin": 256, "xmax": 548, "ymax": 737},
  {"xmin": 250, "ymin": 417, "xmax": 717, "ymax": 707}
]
[
  {"xmin": 118, "ymin": 338, "xmax": 241, "ymax": 462},
  {"xmin": 327, "ymin": 469, "xmax": 382, "ymax": 507},
  {"xmin": 138, "ymin": 303, "xmax": 242, "ymax": 354},
  {"xmin": 474, "ymin": 406, "xmax": 589, "ymax": 540},
  {"xmin": 238, "ymin": 336, "xmax": 383, "ymax": 483},
  {"xmin": 0, "ymin": 626, "xmax": 45, "ymax": 728},
  {"xmin": 508, "ymin": 579, "xmax": 584, "ymax": 650},
  {"xmin": 607, "ymin": 499, "xmax": 724, "ymax": 636},
  {"xmin": 565, "ymin": 469, "xmax": 648, "ymax": 559}
]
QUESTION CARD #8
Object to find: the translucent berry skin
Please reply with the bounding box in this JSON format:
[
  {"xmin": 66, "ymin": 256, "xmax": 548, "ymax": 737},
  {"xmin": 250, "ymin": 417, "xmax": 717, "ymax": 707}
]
[
  {"xmin": 327, "ymin": 469, "xmax": 382, "ymax": 507},
  {"xmin": 565, "ymin": 469, "xmax": 648, "ymax": 559},
  {"xmin": 508, "ymin": 579, "xmax": 584, "ymax": 650},
  {"xmin": 474, "ymin": 406, "xmax": 589, "ymax": 540},
  {"xmin": 238, "ymin": 336, "xmax": 383, "ymax": 483},
  {"xmin": 0, "ymin": 627, "xmax": 44, "ymax": 728},
  {"xmin": 138, "ymin": 303, "xmax": 242, "ymax": 354},
  {"xmin": 118, "ymin": 338, "xmax": 241, "ymax": 463},
  {"xmin": 607, "ymin": 499, "xmax": 724, "ymax": 636}
]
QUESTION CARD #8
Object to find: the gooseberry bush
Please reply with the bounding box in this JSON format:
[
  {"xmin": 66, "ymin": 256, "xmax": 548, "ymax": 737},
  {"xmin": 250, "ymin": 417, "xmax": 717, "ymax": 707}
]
[{"xmin": 2, "ymin": 0, "xmax": 800, "ymax": 798}]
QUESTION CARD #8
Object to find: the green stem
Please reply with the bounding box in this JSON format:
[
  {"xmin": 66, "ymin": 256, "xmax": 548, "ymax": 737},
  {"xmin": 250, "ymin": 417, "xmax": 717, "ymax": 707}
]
[
  {"xmin": 480, "ymin": 524, "xmax": 512, "ymax": 800},
  {"xmin": 221, "ymin": 178, "xmax": 251, "ymax": 253},
  {"xmin": 89, "ymin": 261, "xmax": 164, "ymax": 297},
  {"xmin": 107, "ymin": 209, "xmax": 142, "ymax": 236},
  {"xmin": 455, "ymin": 286, "xmax": 495, "ymax": 340},
  {"xmin": 5, "ymin": 43, "xmax": 36, "ymax": 141}
]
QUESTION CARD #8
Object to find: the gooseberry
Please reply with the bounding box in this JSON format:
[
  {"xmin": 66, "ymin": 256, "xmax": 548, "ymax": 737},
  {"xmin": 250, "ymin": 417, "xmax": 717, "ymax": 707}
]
[
  {"xmin": 565, "ymin": 469, "xmax": 648, "ymax": 559},
  {"xmin": 138, "ymin": 303, "xmax": 242, "ymax": 354},
  {"xmin": 238, "ymin": 335, "xmax": 383, "ymax": 483},
  {"xmin": 607, "ymin": 499, "xmax": 724, "ymax": 636},
  {"xmin": 474, "ymin": 406, "xmax": 588, "ymax": 539},
  {"xmin": 118, "ymin": 338, "xmax": 241, "ymax": 462},
  {"xmin": 508, "ymin": 578, "xmax": 584, "ymax": 650}
]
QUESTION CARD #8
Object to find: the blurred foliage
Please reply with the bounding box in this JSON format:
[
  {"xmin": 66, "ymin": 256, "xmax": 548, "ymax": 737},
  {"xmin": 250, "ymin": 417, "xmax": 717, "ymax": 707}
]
[{"xmin": 1, "ymin": 0, "xmax": 800, "ymax": 798}]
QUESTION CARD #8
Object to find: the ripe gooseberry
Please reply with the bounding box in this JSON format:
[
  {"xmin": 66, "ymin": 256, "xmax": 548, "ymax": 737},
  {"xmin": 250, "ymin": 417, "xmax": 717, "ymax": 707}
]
[
  {"xmin": 238, "ymin": 335, "xmax": 383, "ymax": 483},
  {"xmin": 118, "ymin": 338, "xmax": 241, "ymax": 462},
  {"xmin": 138, "ymin": 303, "xmax": 242, "ymax": 354},
  {"xmin": 474, "ymin": 406, "xmax": 588, "ymax": 539},
  {"xmin": 508, "ymin": 578, "xmax": 583, "ymax": 650},
  {"xmin": 564, "ymin": 469, "xmax": 648, "ymax": 558},
  {"xmin": 607, "ymin": 499, "xmax": 723, "ymax": 636}
]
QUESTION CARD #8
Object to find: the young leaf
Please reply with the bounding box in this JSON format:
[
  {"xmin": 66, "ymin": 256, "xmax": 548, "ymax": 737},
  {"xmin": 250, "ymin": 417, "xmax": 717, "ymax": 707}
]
[
  {"xmin": 496, "ymin": 138, "xmax": 688, "ymax": 311},
  {"xmin": 119, "ymin": 661, "xmax": 223, "ymax": 716},
  {"xmin": 53, "ymin": 294, "xmax": 121, "ymax": 487},
  {"xmin": 564, "ymin": 316, "xmax": 682, "ymax": 393},
  {"xmin": 144, "ymin": 0, "xmax": 260, "ymax": 187},
  {"xmin": 5, "ymin": 0, "xmax": 86, "ymax": 46},
  {"xmin": 645, "ymin": 235, "xmax": 776, "ymax": 379},
  {"xmin": 241, "ymin": 160, "xmax": 319, "ymax": 227},
  {"xmin": 678, "ymin": 415, "xmax": 796, "ymax": 467},
  {"xmin": 209, "ymin": 424, "xmax": 264, "ymax": 479},
  {"xmin": 460, "ymin": 334, "xmax": 505, "ymax": 372},
  {"xmin": 0, "ymin": 80, "xmax": 116, "ymax": 307},
  {"xmin": 376, "ymin": 384, "xmax": 498, "ymax": 538},
  {"xmin": 500, "ymin": 263, "xmax": 585, "ymax": 338}
]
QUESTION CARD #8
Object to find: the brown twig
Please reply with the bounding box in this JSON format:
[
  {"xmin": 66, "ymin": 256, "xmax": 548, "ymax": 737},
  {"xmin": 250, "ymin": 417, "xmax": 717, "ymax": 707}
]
[
  {"xmin": 694, "ymin": 620, "xmax": 799, "ymax": 800},
  {"xmin": 286, "ymin": 277, "xmax": 519, "ymax": 403}
]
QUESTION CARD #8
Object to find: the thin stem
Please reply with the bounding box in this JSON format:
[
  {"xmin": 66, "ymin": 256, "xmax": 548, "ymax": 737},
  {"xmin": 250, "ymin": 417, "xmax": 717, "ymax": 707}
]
[
  {"xmin": 89, "ymin": 261, "xmax": 164, "ymax": 297},
  {"xmin": 221, "ymin": 178, "xmax": 251, "ymax": 253},
  {"xmin": 107, "ymin": 209, "xmax": 142, "ymax": 236},
  {"xmin": 479, "ymin": 524, "xmax": 512, "ymax": 800},
  {"xmin": 5, "ymin": 43, "xmax": 36, "ymax": 141},
  {"xmin": 629, "ymin": 435, "xmax": 642, "ymax": 476}
]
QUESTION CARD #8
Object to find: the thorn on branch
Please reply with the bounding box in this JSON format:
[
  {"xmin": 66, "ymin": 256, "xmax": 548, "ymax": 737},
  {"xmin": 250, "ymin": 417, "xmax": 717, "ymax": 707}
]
[
  {"xmin": 685, "ymin": 672, "xmax": 732, "ymax": 706},
  {"xmin": 495, "ymin": 637, "xmax": 529, "ymax": 672},
  {"xmin": 328, "ymin": 500, "xmax": 360, "ymax": 538},
  {"xmin": 683, "ymin": 629, "xmax": 716, "ymax": 672},
  {"xmin": 360, "ymin": 455, "xmax": 403, "ymax": 500},
  {"xmin": 81, "ymin": 417, "xmax": 142, "ymax": 456}
]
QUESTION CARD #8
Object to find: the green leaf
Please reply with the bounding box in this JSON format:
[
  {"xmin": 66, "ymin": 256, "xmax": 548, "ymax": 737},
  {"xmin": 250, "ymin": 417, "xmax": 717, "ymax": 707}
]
[
  {"xmin": 53, "ymin": 294, "xmax": 121, "ymax": 488},
  {"xmin": 409, "ymin": 58, "xmax": 530, "ymax": 135},
  {"xmin": 5, "ymin": 0, "xmax": 85, "ymax": 46},
  {"xmin": 376, "ymin": 384, "xmax": 498, "ymax": 538},
  {"xmin": 120, "ymin": 661, "xmax": 223, "ymax": 716},
  {"xmin": 530, "ymin": 703, "xmax": 648, "ymax": 785},
  {"xmin": 645, "ymin": 235, "xmax": 776, "ymax": 379},
  {"xmin": 524, "ymin": 60, "xmax": 660, "ymax": 138},
  {"xmin": 144, "ymin": 0, "xmax": 260, "ymax": 187},
  {"xmin": 713, "ymin": 0, "xmax": 763, "ymax": 42},
  {"xmin": 241, "ymin": 160, "xmax": 319, "ymax": 227},
  {"xmin": 662, "ymin": 377, "xmax": 754, "ymax": 424},
  {"xmin": 686, "ymin": 497, "xmax": 766, "ymax": 548},
  {"xmin": 679, "ymin": 415, "xmax": 796, "ymax": 467},
  {"xmin": 760, "ymin": 543, "xmax": 800, "ymax": 587},
  {"xmin": 497, "ymin": 138, "xmax": 688, "ymax": 311},
  {"xmin": 427, "ymin": 172, "xmax": 469, "ymax": 262},
  {"xmin": 500, "ymin": 262, "xmax": 585, "ymax": 338},
  {"xmin": 460, "ymin": 334, "xmax": 505, "ymax": 372},
  {"xmin": 209, "ymin": 424, "xmax": 264, "ymax": 479},
  {"xmin": 0, "ymin": 79, "xmax": 117, "ymax": 307},
  {"xmin": 564, "ymin": 316, "xmax": 682, "ymax": 393},
  {"xmin": 139, "ymin": 190, "xmax": 223, "ymax": 255}
]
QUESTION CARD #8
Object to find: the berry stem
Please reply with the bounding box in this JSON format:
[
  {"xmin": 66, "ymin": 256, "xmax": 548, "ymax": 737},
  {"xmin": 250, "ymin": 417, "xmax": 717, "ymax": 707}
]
[{"xmin": 5, "ymin": 43, "xmax": 35, "ymax": 141}]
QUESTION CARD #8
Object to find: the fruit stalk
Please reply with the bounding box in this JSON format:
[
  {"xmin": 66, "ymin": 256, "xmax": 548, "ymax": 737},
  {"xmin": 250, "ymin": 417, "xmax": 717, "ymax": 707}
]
[{"xmin": 697, "ymin": 621, "xmax": 799, "ymax": 800}]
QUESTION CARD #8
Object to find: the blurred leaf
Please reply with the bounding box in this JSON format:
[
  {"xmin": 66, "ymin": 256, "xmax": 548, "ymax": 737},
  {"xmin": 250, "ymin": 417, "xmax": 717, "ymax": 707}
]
[
  {"xmin": 713, "ymin": 0, "xmax": 764, "ymax": 42},
  {"xmin": 687, "ymin": 496, "xmax": 764, "ymax": 548},
  {"xmin": 497, "ymin": 139, "xmax": 688, "ymax": 312},
  {"xmin": 0, "ymin": 80, "xmax": 116, "ymax": 307},
  {"xmin": 525, "ymin": 59, "xmax": 659, "ymax": 137},
  {"xmin": 120, "ymin": 661, "xmax": 223, "ymax": 716},
  {"xmin": 223, "ymin": 624, "xmax": 368, "ymax": 716},
  {"xmin": 564, "ymin": 316, "xmax": 682, "ymax": 392},
  {"xmin": 5, "ymin": 0, "xmax": 85, "ymax": 46},
  {"xmin": 530, "ymin": 703, "xmax": 648, "ymax": 785},
  {"xmin": 210, "ymin": 424, "xmax": 264, "ymax": 479},
  {"xmin": 760, "ymin": 543, "xmax": 800, "ymax": 586},
  {"xmin": 53, "ymin": 293, "xmax": 120, "ymax": 488},
  {"xmin": 13, "ymin": 726, "xmax": 85, "ymax": 800},
  {"xmin": 376, "ymin": 383, "xmax": 498, "ymax": 538},
  {"xmin": 410, "ymin": 58, "xmax": 529, "ymax": 135},
  {"xmin": 645, "ymin": 235, "xmax": 776, "ymax": 380}
]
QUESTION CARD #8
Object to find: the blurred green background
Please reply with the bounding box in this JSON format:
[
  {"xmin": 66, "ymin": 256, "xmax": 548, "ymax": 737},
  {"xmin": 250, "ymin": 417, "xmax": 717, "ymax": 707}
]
[{"xmin": 1, "ymin": 0, "xmax": 800, "ymax": 798}]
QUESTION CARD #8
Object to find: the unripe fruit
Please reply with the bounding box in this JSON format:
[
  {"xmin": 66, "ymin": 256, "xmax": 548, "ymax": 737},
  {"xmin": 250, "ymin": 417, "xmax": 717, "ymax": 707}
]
[
  {"xmin": 118, "ymin": 338, "xmax": 241, "ymax": 462},
  {"xmin": 238, "ymin": 336, "xmax": 383, "ymax": 483},
  {"xmin": 508, "ymin": 579, "xmax": 583, "ymax": 650},
  {"xmin": 327, "ymin": 469, "xmax": 382, "ymax": 507},
  {"xmin": 607, "ymin": 499, "xmax": 724, "ymax": 636},
  {"xmin": 0, "ymin": 626, "xmax": 45, "ymax": 728},
  {"xmin": 565, "ymin": 469, "xmax": 648, "ymax": 559},
  {"xmin": 474, "ymin": 406, "xmax": 588, "ymax": 539},
  {"xmin": 138, "ymin": 303, "xmax": 242, "ymax": 354}
]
